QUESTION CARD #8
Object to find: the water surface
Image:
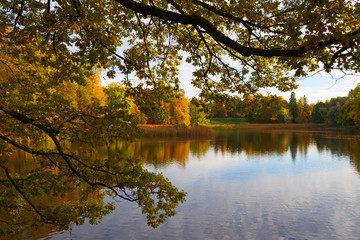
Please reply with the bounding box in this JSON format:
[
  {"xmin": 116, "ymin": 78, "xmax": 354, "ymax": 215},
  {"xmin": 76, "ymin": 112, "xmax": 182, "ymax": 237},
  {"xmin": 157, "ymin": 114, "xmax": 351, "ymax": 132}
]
[{"xmin": 9, "ymin": 128, "xmax": 360, "ymax": 239}]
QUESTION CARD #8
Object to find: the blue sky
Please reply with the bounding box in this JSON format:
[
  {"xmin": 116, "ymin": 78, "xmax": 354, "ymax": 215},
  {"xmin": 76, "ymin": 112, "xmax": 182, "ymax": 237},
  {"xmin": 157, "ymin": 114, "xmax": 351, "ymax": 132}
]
[
  {"xmin": 103, "ymin": 63, "xmax": 360, "ymax": 104},
  {"xmin": 176, "ymin": 61, "xmax": 360, "ymax": 104},
  {"xmin": 267, "ymin": 73, "xmax": 359, "ymax": 104},
  {"xmin": 178, "ymin": 74, "xmax": 360, "ymax": 104}
]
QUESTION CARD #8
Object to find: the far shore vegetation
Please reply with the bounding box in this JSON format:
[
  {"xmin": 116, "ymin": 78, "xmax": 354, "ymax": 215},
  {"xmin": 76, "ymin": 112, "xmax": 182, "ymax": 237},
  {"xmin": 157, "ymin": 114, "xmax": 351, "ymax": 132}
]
[{"xmin": 102, "ymin": 79, "xmax": 360, "ymax": 130}]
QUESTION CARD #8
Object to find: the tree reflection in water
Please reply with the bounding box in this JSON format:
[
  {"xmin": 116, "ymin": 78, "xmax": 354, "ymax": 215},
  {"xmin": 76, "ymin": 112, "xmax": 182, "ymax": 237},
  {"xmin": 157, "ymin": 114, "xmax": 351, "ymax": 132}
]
[
  {"xmin": 117, "ymin": 128, "xmax": 360, "ymax": 173},
  {"xmin": 0, "ymin": 140, "xmax": 186, "ymax": 239}
]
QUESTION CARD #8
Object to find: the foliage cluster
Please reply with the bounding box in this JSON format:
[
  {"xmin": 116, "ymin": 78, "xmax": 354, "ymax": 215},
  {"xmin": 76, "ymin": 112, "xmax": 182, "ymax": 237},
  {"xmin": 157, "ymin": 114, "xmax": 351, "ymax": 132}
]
[
  {"xmin": 309, "ymin": 85, "xmax": 360, "ymax": 126},
  {"xmin": 128, "ymin": 86, "xmax": 192, "ymax": 126}
]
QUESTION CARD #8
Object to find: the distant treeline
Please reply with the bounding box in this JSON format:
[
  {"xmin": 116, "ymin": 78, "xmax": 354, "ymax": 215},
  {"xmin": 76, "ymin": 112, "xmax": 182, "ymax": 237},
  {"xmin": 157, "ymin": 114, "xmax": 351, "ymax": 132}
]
[
  {"xmin": 191, "ymin": 83, "xmax": 360, "ymax": 126},
  {"xmin": 105, "ymin": 81, "xmax": 360, "ymax": 127}
]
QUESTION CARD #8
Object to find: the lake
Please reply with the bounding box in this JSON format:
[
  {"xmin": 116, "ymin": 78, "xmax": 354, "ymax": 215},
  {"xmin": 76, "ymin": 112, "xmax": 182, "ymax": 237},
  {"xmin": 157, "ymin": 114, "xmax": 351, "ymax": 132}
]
[{"xmin": 5, "ymin": 127, "xmax": 360, "ymax": 239}]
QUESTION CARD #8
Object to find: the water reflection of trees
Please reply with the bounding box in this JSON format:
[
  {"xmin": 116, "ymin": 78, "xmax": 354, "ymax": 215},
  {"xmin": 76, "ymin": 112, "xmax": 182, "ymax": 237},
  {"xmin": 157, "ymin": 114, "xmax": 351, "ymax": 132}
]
[
  {"xmin": 121, "ymin": 129, "xmax": 360, "ymax": 176},
  {"xmin": 311, "ymin": 134, "xmax": 360, "ymax": 173},
  {"xmin": 0, "ymin": 150, "xmax": 110, "ymax": 240},
  {"xmin": 212, "ymin": 128, "xmax": 360, "ymax": 174},
  {"xmin": 0, "ymin": 140, "xmax": 186, "ymax": 239},
  {"xmin": 108, "ymin": 139, "xmax": 211, "ymax": 167},
  {"xmin": 212, "ymin": 129, "xmax": 313, "ymax": 159}
]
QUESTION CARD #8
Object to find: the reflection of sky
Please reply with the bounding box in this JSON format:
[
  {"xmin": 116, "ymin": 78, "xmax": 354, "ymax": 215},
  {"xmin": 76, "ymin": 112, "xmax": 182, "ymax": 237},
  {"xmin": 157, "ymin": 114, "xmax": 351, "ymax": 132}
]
[
  {"xmin": 184, "ymin": 146, "xmax": 345, "ymax": 181},
  {"xmin": 51, "ymin": 135, "xmax": 360, "ymax": 240},
  {"xmin": 159, "ymin": 145, "xmax": 360, "ymax": 240}
]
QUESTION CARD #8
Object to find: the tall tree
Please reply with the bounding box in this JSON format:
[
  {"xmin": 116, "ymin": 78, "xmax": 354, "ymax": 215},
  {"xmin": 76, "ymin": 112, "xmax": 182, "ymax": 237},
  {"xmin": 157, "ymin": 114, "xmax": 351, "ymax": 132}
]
[
  {"xmin": 171, "ymin": 95, "xmax": 191, "ymax": 126},
  {"xmin": 302, "ymin": 95, "xmax": 311, "ymax": 122},
  {"xmin": 288, "ymin": 92, "xmax": 298, "ymax": 122}
]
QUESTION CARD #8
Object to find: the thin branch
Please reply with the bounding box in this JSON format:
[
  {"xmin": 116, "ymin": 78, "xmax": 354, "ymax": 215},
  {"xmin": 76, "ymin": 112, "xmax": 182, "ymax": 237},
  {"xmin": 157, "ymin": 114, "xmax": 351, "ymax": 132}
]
[
  {"xmin": 135, "ymin": 13, "xmax": 156, "ymax": 85},
  {"xmin": 14, "ymin": 0, "xmax": 25, "ymax": 29},
  {"xmin": 192, "ymin": 0, "xmax": 286, "ymax": 34}
]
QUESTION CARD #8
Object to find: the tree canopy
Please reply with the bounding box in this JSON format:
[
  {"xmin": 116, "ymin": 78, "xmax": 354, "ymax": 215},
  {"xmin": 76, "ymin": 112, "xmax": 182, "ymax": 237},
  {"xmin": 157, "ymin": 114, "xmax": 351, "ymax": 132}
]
[{"xmin": 2, "ymin": 0, "xmax": 360, "ymax": 96}]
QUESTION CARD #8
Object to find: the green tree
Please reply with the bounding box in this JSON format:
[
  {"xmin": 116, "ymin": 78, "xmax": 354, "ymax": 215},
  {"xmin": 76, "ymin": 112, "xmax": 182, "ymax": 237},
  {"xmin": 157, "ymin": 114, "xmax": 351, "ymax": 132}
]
[
  {"xmin": 189, "ymin": 103, "xmax": 210, "ymax": 126},
  {"xmin": 288, "ymin": 92, "xmax": 298, "ymax": 122},
  {"xmin": 295, "ymin": 96, "xmax": 304, "ymax": 123},
  {"xmin": 343, "ymin": 85, "xmax": 360, "ymax": 126},
  {"xmin": 328, "ymin": 103, "xmax": 342, "ymax": 125},
  {"xmin": 190, "ymin": 97, "xmax": 214, "ymax": 119},
  {"xmin": 311, "ymin": 101, "xmax": 326, "ymax": 123},
  {"xmin": 326, "ymin": 97, "xmax": 348, "ymax": 125}
]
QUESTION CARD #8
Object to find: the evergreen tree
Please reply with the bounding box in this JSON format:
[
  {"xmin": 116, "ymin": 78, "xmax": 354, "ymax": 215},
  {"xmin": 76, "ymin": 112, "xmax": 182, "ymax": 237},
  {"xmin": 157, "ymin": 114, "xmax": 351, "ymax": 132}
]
[{"xmin": 288, "ymin": 92, "xmax": 298, "ymax": 122}]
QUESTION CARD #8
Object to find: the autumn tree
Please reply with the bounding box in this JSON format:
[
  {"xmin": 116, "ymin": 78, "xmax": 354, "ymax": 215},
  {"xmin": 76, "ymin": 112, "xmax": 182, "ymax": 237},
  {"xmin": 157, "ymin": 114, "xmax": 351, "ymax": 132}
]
[
  {"xmin": 171, "ymin": 95, "xmax": 191, "ymax": 126},
  {"xmin": 0, "ymin": 40, "xmax": 185, "ymax": 232},
  {"xmin": 302, "ymin": 95, "xmax": 311, "ymax": 122},
  {"xmin": 3, "ymin": 0, "xmax": 359, "ymax": 97}
]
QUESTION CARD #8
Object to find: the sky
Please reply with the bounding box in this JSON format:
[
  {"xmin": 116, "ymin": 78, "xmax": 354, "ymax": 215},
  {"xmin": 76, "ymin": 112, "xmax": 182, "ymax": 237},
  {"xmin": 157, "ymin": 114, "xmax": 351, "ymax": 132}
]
[
  {"xmin": 176, "ymin": 72, "xmax": 360, "ymax": 104},
  {"xmin": 103, "ymin": 61, "xmax": 360, "ymax": 105},
  {"xmin": 175, "ymin": 59, "xmax": 360, "ymax": 104}
]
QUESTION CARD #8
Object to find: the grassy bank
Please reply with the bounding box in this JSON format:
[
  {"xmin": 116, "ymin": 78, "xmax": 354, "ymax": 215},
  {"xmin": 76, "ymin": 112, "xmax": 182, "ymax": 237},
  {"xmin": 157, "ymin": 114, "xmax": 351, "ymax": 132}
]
[
  {"xmin": 209, "ymin": 118, "xmax": 247, "ymax": 125},
  {"xmin": 139, "ymin": 125, "xmax": 214, "ymax": 138},
  {"xmin": 139, "ymin": 123, "xmax": 352, "ymax": 139},
  {"xmin": 209, "ymin": 122, "xmax": 323, "ymax": 128},
  {"xmin": 208, "ymin": 122, "xmax": 343, "ymax": 131}
]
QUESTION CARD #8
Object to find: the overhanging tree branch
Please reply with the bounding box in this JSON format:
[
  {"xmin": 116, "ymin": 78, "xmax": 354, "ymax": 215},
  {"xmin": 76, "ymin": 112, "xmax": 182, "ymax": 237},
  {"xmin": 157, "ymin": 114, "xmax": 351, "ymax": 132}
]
[{"xmin": 113, "ymin": 0, "xmax": 360, "ymax": 58}]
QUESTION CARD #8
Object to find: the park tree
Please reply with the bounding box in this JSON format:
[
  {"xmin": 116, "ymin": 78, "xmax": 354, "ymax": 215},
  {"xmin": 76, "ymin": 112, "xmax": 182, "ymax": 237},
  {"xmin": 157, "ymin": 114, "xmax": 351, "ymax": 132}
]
[
  {"xmin": 212, "ymin": 103, "xmax": 228, "ymax": 118},
  {"xmin": 191, "ymin": 97, "xmax": 214, "ymax": 119},
  {"xmin": 296, "ymin": 96, "xmax": 305, "ymax": 123},
  {"xmin": 311, "ymin": 101, "xmax": 327, "ymax": 123},
  {"xmin": 171, "ymin": 95, "xmax": 191, "ymax": 126},
  {"xmin": 288, "ymin": 92, "xmax": 298, "ymax": 122},
  {"xmin": 128, "ymin": 83, "xmax": 177, "ymax": 124},
  {"xmin": 343, "ymin": 84, "xmax": 360, "ymax": 126},
  {"xmin": 2, "ymin": 0, "xmax": 360, "ymax": 232},
  {"xmin": 189, "ymin": 103, "xmax": 210, "ymax": 126},
  {"xmin": 302, "ymin": 95, "xmax": 311, "ymax": 122},
  {"xmin": 325, "ymin": 97, "xmax": 348, "ymax": 125}
]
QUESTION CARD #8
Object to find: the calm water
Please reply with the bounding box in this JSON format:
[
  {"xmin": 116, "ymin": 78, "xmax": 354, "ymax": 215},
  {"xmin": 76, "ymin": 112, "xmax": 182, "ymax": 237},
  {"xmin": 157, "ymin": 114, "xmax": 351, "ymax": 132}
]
[{"xmin": 9, "ymin": 128, "xmax": 360, "ymax": 239}]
